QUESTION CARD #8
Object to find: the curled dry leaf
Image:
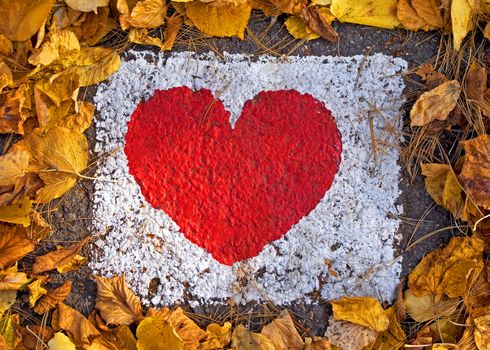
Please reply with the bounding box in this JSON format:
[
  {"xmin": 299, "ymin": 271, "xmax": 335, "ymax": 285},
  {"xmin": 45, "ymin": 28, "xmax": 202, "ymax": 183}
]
[
  {"xmin": 465, "ymin": 61, "xmax": 490, "ymax": 116},
  {"xmin": 0, "ymin": 60, "xmax": 13, "ymax": 93},
  {"xmin": 199, "ymin": 322, "xmax": 232, "ymax": 350},
  {"xmin": 459, "ymin": 135, "xmax": 490, "ymax": 210},
  {"xmin": 28, "ymin": 275, "xmax": 49, "ymax": 307},
  {"xmin": 19, "ymin": 324, "xmax": 54, "ymax": 349},
  {"xmin": 371, "ymin": 307, "xmax": 406, "ymax": 350},
  {"xmin": 261, "ymin": 310, "xmax": 304, "ymax": 350},
  {"xmin": 95, "ymin": 275, "xmax": 143, "ymax": 325},
  {"xmin": 410, "ymin": 80, "xmax": 462, "ymax": 127},
  {"xmin": 28, "ymin": 210, "xmax": 53, "ymax": 242},
  {"xmin": 299, "ymin": 7, "xmax": 338, "ymax": 42},
  {"xmin": 408, "ymin": 236, "xmax": 484, "ymax": 298},
  {"xmin": 65, "ymin": 0, "xmax": 110, "ymax": 12},
  {"xmin": 32, "ymin": 236, "xmax": 91, "ymax": 274},
  {"xmin": 57, "ymin": 101, "xmax": 95, "ymax": 133},
  {"xmin": 34, "ymin": 281, "xmax": 72, "ymax": 314},
  {"xmin": 136, "ymin": 316, "xmax": 183, "ymax": 350},
  {"xmin": 0, "ymin": 224, "xmax": 35, "ymax": 269},
  {"xmin": 231, "ymin": 324, "xmax": 275, "ymax": 350},
  {"xmin": 0, "ymin": 0, "xmax": 55, "ymax": 41},
  {"xmin": 324, "ymin": 318, "xmax": 377, "ymax": 350},
  {"xmin": 331, "ymin": 296, "xmax": 389, "ymax": 332},
  {"xmin": 53, "ymin": 303, "xmax": 100, "ymax": 347},
  {"xmin": 28, "ymin": 29, "xmax": 81, "ymax": 67},
  {"xmin": 48, "ymin": 332, "xmax": 76, "ymax": 350},
  {"xmin": 161, "ymin": 14, "xmax": 183, "ymax": 51},
  {"xmin": 185, "ymin": 1, "xmax": 252, "ymax": 39},
  {"xmin": 330, "ymin": 0, "xmax": 400, "ymax": 29}
]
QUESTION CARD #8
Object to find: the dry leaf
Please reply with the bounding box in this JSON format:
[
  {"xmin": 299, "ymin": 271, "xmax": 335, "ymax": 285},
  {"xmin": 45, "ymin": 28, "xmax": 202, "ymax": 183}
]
[
  {"xmin": 0, "ymin": 197, "xmax": 32, "ymax": 226},
  {"xmin": 452, "ymin": 0, "xmax": 476, "ymax": 50},
  {"xmin": 261, "ymin": 310, "xmax": 304, "ymax": 350},
  {"xmin": 330, "ymin": 0, "xmax": 400, "ymax": 29},
  {"xmin": 57, "ymin": 100, "xmax": 95, "ymax": 133},
  {"xmin": 459, "ymin": 135, "xmax": 490, "ymax": 210},
  {"xmin": 429, "ymin": 317, "xmax": 462, "ymax": 343},
  {"xmin": 411, "ymin": 0, "xmax": 444, "ymax": 28},
  {"xmin": 32, "ymin": 236, "xmax": 91, "ymax": 274},
  {"xmin": 299, "ymin": 7, "xmax": 338, "ymax": 42},
  {"xmin": 416, "ymin": 63, "xmax": 449, "ymax": 89},
  {"xmin": 285, "ymin": 16, "xmax": 320, "ymax": 40},
  {"xmin": 0, "ymin": 34, "xmax": 12, "ymax": 55},
  {"xmin": 161, "ymin": 14, "xmax": 183, "ymax": 51},
  {"xmin": 0, "ymin": 266, "xmax": 29, "ymax": 291},
  {"xmin": 95, "ymin": 275, "xmax": 143, "ymax": 325},
  {"xmin": 404, "ymin": 289, "xmax": 459, "ymax": 322},
  {"xmin": 410, "ymin": 80, "xmax": 462, "ymax": 127},
  {"xmin": 146, "ymin": 307, "xmax": 207, "ymax": 349},
  {"xmin": 128, "ymin": 0, "xmax": 167, "ymax": 28},
  {"xmin": 28, "ymin": 210, "xmax": 53, "ymax": 242},
  {"xmin": 474, "ymin": 314, "xmax": 490, "ymax": 349},
  {"xmin": 128, "ymin": 28, "xmax": 165, "ymax": 49},
  {"xmin": 28, "ymin": 29, "xmax": 81, "ymax": 67},
  {"xmin": 136, "ymin": 316, "xmax": 183, "ymax": 350},
  {"xmin": 20, "ymin": 324, "xmax": 54, "ymax": 349},
  {"xmin": 0, "ymin": 147, "xmax": 29, "ymax": 189},
  {"xmin": 304, "ymin": 338, "xmax": 335, "ymax": 350},
  {"xmin": 0, "ymin": 84, "xmax": 34, "ymax": 134},
  {"xmin": 397, "ymin": 0, "xmax": 429, "ymax": 31},
  {"xmin": 371, "ymin": 306, "xmax": 406, "ymax": 350},
  {"xmin": 408, "ymin": 236, "xmax": 484, "ymax": 297},
  {"xmin": 185, "ymin": 2, "xmax": 252, "ymax": 39},
  {"xmin": 198, "ymin": 322, "xmax": 232, "ymax": 350},
  {"xmin": 0, "ymin": 0, "xmax": 55, "ymax": 41},
  {"xmin": 464, "ymin": 265, "xmax": 490, "ymax": 319},
  {"xmin": 231, "ymin": 324, "xmax": 275, "ymax": 350},
  {"xmin": 0, "ymin": 224, "xmax": 35, "ymax": 269},
  {"xmin": 53, "ymin": 303, "xmax": 101, "ymax": 347},
  {"xmin": 48, "ymin": 332, "xmax": 76, "ymax": 350},
  {"xmin": 34, "ymin": 281, "xmax": 72, "ymax": 314},
  {"xmin": 28, "ymin": 275, "xmax": 49, "ymax": 307},
  {"xmin": 331, "ymin": 296, "xmax": 389, "ymax": 332},
  {"xmin": 324, "ymin": 318, "xmax": 377, "ymax": 350},
  {"xmin": 65, "ymin": 0, "xmax": 110, "ymax": 12},
  {"xmin": 64, "ymin": 47, "xmax": 120, "ymax": 86},
  {"xmin": 0, "ymin": 314, "xmax": 21, "ymax": 349},
  {"xmin": 465, "ymin": 61, "xmax": 488, "ymax": 104},
  {"xmin": 0, "ymin": 60, "xmax": 12, "ymax": 93},
  {"xmin": 56, "ymin": 253, "xmax": 88, "ymax": 273},
  {"xmin": 0, "ymin": 289, "xmax": 16, "ymax": 315}
]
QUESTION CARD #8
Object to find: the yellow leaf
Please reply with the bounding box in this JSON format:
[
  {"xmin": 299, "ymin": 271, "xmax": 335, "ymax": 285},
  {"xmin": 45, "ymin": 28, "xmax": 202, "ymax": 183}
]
[
  {"xmin": 231, "ymin": 324, "xmax": 275, "ymax": 350},
  {"xmin": 95, "ymin": 275, "xmax": 143, "ymax": 325},
  {"xmin": 324, "ymin": 318, "xmax": 377, "ymax": 350},
  {"xmin": 64, "ymin": 47, "xmax": 120, "ymax": 86},
  {"xmin": 28, "ymin": 276, "xmax": 49, "ymax": 307},
  {"xmin": 128, "ymin": 28, "xmax": 165, "ymax": 49},
  {"xmin": 53, "ymin": 303, "xmax": 101, "ymax": 347},
  {"xmin": 146, "ymin": 307, "xmax": 207, "ymax": 349},
  {"xmin": 484, "ymin": 22, "xmax": 490, "ymax": 40},
  {"xmin": 330, "ymin": 0, "xmax": 400, "ymax": 29},
  {"xmin": 452, "ymin": 0, "xmax": 476, "ymax": 51},
  {"xmin": 411, "ymin": 0, "xmax": 444, "ymax": 28},
  {"xmin": 0, "ymin": 266, "xmax": 29, "ymax": 290},
  {"xmin": 0, "ymin": 223, "xmax": 35, "ymax": 269},
  {"xmin": 0, "ymin": 197, "xmax": 32, "ymax": 226},
  {"xmin": 459, "ymin": 135, "xmax": 490, "ymax": 210},
  {"xmin": 57, "ymin": 101, "xmax": 95, "ymax": 133},
  {"xmin": 396, "ymin": 0, "xmax": 429, "ymax": 31},
  {"xmin": 34, "ymin": 281, "xmax": 72, "ymax": 314},
  {"xmin": 372, "ymin": 307, "xmax": 406, "ymax": 350},
  {"xmin": 261, "ymin": 310, "xmax": 304, "ymax": 350},
  {"xmin": 410, "ymin": 80, "xmax": 462, "ymax": 127},
  {"xmin": 408, "ymin": 236, "xmax": 484, "ymax": 297},
  {"xmin": 161, "ymin": 14, "xmax": 183, "ymax": 51},
  {"xmin": 32, "ymin": 236, "xmax": 91, "ymax": 274},
  {"xmin": 185, "ymin": 2, "xmax": 252, "ymax": 39},
  {"xmin": 474, "ymin": 314, "xmax": 490, "ymax": 349},
  {"xmin": 128, "ymin": 0, "xmax": 167, "ymax": 29},
  {"xmin": 285, "ymin": 16, "xmax": 320, "ymax": 40},
  {"xmin": 404, "ymin": 289, "xmax": 459, "ymax": 322},
  {"xmin": 0, "ymin": 0, "xmax": 55, "ymax": 41},
  {"xmin": 199, "ymin": 322, "xmax": 232, "ymax": 350},
  {"xmin": 0, "ymin": 146, "xmax": 29, "ymax": 189},
  {"xmin": 28, "ymin": 30, "xmax": 81, "ymax": 67},
  {"xmin": 48, "ymin": 332, "xmax": 76, "ymax": 350},
  {"xmin": 56, "ymin": 253, "xmax": 88, "ymax": 273},
  {"xmin": 0, "ymin": 34, "xmax": 12, "ymax": 55},
  {"xmin": 331, "ymin": 296, "xmax": 389, "ymax": 332},
  {"xmin": 36, "ymin": 170, "xmax": 78, "ymax": 203},
  {"xmin": 136, "ymin": 316, "xmax": 183, "ymax": 350},
  {"xmin": 0, "ymin": 290, "xmax": 15, "ymax": 316},
  {"xmin": 0, "ymin": 60, "xmax": 12, "ymax": 93},
  {"xmin": 65, "ymin": 0, "xmax": 110, "ymax": 12},
  {"xmin": 0, "ymin": 314, "xmax": 20, "ymax": 349}
]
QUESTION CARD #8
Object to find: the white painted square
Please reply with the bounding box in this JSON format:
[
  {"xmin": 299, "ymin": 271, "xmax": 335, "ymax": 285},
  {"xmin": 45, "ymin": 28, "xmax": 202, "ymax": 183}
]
[{"xmin": 92, "ymin": 51, "xmax": 407, "ymax": 306}]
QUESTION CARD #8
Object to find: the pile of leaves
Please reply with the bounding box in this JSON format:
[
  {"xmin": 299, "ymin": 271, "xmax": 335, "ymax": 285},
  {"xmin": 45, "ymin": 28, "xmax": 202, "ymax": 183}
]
[{"xmin": 0, "ymin": 0, "xmax": 489, "ymax": 349}]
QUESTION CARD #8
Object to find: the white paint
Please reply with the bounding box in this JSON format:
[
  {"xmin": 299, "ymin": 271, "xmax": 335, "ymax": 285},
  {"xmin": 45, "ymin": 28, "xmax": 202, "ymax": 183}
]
[{"xmin": 91, "ymin": 51, "xmax": 407, "ymax": 307}]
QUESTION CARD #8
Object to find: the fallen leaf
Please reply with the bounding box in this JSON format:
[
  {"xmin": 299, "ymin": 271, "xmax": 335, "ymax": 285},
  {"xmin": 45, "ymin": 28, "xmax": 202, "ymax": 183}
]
[
  {"xmin": 28, "ymin": 275, "xmax": 49, "ymax": 307},
  {"xmin": 404, "ymin": 289, "xmax": 459, "ymax": 322},
  {"xmin": 408, "ymin": 236, "xmax": 484, "ymax": 297},
  {"xmin": 0, "ymin": 60, "xmax": 12, "ymax": 93},
  {"xmin": 305, "ymin": 338, "xmax": 336, "ymax": 350},
  {"xmin": 0, "ymin": 148, "xmax": 29, "ymax": 189},
  {"xmin": 429, "ymin": 317, "xmax": 462, "ymax": 343},
  {"xmin": 371, "ymin": 307, "xmax": 406, "ymax": 350},
  {"xmin": 128, "ymin": 28, "xmax": 165, "ymax": 49},
  {"xmin": 185, "ymin": 2, "xmax": 252, "ymax": 39},
  {"xmin": 0, "ymin": 0, "xmax": 55, "ymax": 41},
  {"xmin": 146, "ymin": 307, "xmax": 207, "ymax": 349},
  {"xmin": 231, "ymin": 324, "xmax": 275, "ymax": 350},
  {"xmin": 0, "ymin": 314, "xmax": 21, "ymax": 349},
  {"xmin": 261, "ymin": 310, "xmax": 303, "ymax": 350},
  {"xmin": 0, "ymin": 84, "xmax": 34, "ymax": 134},
  {"xmin": 57, "ymin": 253, "xmax": 88, "ymax": 273},
  {"xmin": 53, "ymin": 303, "xmax": 100, "ymax": 347},
  {"xmin": 397, "ymin": 0, "xmax": 429, "ymax": 31},
  {"xmin": 411, "ymin": 0, "xmax": 444, "ymax": 28},
  {"xmin": 57, "ymin": 100, "xmax": 95, "ymax": 133},
  {"xmin": 407, "ymin": 326, "xmax": 432, "ymax": 348},
  {"xmin": 0, "ymin": 223, "xmax": 35, "ymax": 269},
  {"xmin": 459, "ymin": 135, "xmax": 490, "ymax": 209},
  {"xmin": 95, "ymin": 275, "xmax": 143, "ymax": 325},
  {"xmin": 330, "ymin": 0, "xmax": 400, "ymax": 29},
  {"xmin": 452, "ymin": 0, "xmax": 476, "ymax": 50},
  {"xmin": 415, "ymin": 64, "xmax": 449, "ymax": 89},
  {"xmin": 0, "ymin": 289, "xmax": 16, "ymax": 315},
  {"xmin": 324, "ymin": 318, "xmax": 377, "ymax": 350},
  {"xmin": 299, "ymin": 7, "xmax": 338, "ymax": 42},
  {"xmin": 28, "ymin": 29, "xmax": 81, "ymax": 67},
  {"xmin": 34, "ymin": 281, "xmax": 72, "ymax": 314},
  {"xmin": 465, "ymin": 61, "xmax": 488, "ymax": 105},
  {"xmin": 19, "ymin": 325, "xmax": 54, "ymax": 349},
  {"xmin": 0, "ymin": 34, "xmax": 12, "ymax": 55},
  {"xmin": 198, "ymin": 322, "xmax": 232, "ymax": 350},
  {"xmin": 464, "ymin": 265, "xmax": 490, "ymax": 318},
  {"xmin": 136, "ymin": 316, "xmax": 183, "ymax": 350},
  {"xmin": 331, "ymin": 296, "xmax": 389, "ymax": 332},
  {"xmin": 65, "ymin": 0, "xmax": 110, "ymax": 12},
  {"xmin": 410, "ymin": 80, "xmax": 462, "ymax": 127},
  {"xmin": 68, "ymin": 7, "xmax": 117, "ymax": 46},
  {"xmin": 64, "ymin": 47, "xmax": 120, "ymax": 86},
  {"xmin": 0, "ymin": 197, "xmax": 32, "ymax": 226},
  {"xmin": 0, "ymin": 266, "xmax": 30, "ymax": 290},
  {"xmin": 474, "ymin": 314, "xmax": 490, "ymax": 349},
  {"xmin": 161, "ymin": 14, "xmax": 183, "ymax": 51},
  {"xmin": 32, "ymin": 236, "xmax": 91, "ymax": 274},
  {"xmin": 285, "ymin": 16, "xmax": 320, "ymax": 40},
  {"xmin": 127, "ymin": 0, "xmax": 167, "ymax": 29},
  {"xmin": 48, "ymin": 332, "xmax": 76, "ymax": 350},
  {"xmin": 484, "ymin": 21, "xmax": 490, "ymax": 40},
  {"xmin": 28, "ymin": 210, "xmax": 53, "ymax": 242}
]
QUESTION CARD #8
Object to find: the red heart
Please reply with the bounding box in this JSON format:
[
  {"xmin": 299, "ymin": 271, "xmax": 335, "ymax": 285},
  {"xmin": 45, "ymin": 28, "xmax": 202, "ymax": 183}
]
[{"xmin": 124, "ymin": 87, "xmax": 342, "ymax": 265}]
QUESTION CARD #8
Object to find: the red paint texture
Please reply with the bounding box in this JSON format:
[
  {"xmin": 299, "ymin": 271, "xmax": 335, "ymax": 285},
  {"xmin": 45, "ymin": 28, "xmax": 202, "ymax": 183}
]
[{"xmin": 124, "ymin": 87, "xmax": 342, "ymax": 265}]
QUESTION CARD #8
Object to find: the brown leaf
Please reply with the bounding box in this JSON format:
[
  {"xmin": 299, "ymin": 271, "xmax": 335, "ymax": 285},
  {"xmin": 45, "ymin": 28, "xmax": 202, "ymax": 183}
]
[
  {"xmin": 331, "ymin": 296, "xmax": 389, "ymax": 332},
  {"xmin": 304, "ymin": 338, "xmax": 336, "ymax": 350},
  {"xmin": 34, "ymin": 281, "xmax": 72, "ymax": 314},
  {"xmin": 95, "ymin": 275, "xmax": 143, "ymax": 325},
  {"xmin": 19, "ymin": 325, "xmax": 54, "ymax": 350},
  {"xmin": 0, "ymin": 34, "xmax": 12, "ymax": 55},
  {"xmin": 0, "ymin": 60, "xmax": 12, "ymax": 93},
  {"xmin": 0, "ymin": 84, "xmax": 34, "ymax": 134},
  {"xmin": 146, "ymin": 307, "xmax": 207, "ymax": 349},
  {"xmin": 231, "ymin": 324, "xmax": 275, "ymax": 350},
  {"xmin": 464, "ymin": 264, "xmax": 490, "ymax": 319},
  {"xmin": 397, "ymin": 0, "xmax": 429, "ymax": 31},
  {"xmin": 28, "ymin": 210, "xmax": 52, "ymax": 242},
  {"xmin": 459, "ymin": 135, "xmax": 490, "ymax": 210},
  {"xmin": 465, "ymin": 61, "xmax": 488, "ymax": 104},
  {"xmin": 261, "ymin": 310, "xmax": 304, "ymax": 350},
  {"xmin": 299, "ymin": 7, "xmax": 338, "ymax": 43},
  {"xmin": 0, "ymin": 0, "xmax": 55, "ymax": 41},
  {"xmin": 415, "ymin": 63, "xmax": 449, "ymax": 89},
  {"xmin": 162, "ymin": 14, "xmax": 183, "ymax": 51},
  {"xmin": 0, "ymin": 223, "xmax": 35, "ymax": 269},
  {"xmin": 474, "ymin": 314, "xmax": 490, "ymax": 349},
  {"xmin": 198, "ymin": 322, "xmax": 232, "ymax": 350},
  {"xmin": 407, "ymin": 326, "xmax": 432, "ymax": 350},
  {"xmin": 32, "ymin": 236, "xmax": 91, "ymax": 274},
  {"xmin": 53, "ymin": 303, "xmax": 100, "ymax": 347},
  {"xmin": 411, "ymin": 0, "xmax": 444, "ymax": 28}
]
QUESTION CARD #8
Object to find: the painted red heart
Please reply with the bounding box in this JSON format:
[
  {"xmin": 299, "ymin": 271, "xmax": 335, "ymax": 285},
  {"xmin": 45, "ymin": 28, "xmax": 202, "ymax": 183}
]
[{"xmin": 124, "ymin": 87, "xmax": 342, "ymax": 265}]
